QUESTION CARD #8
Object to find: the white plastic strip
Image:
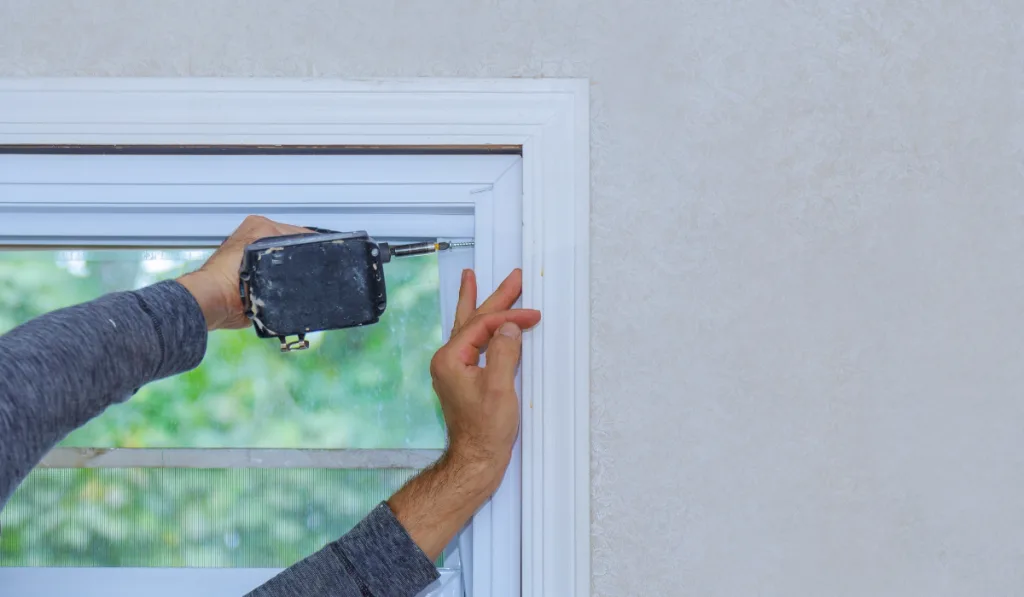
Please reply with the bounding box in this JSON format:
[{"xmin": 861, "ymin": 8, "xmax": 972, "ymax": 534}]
[
  {"xmin": 437, "ymin": 236, "xmax": 477, "ymax": 588},
  {"xmin": 0, "ymin": 210, "xmax": 473, "ymax": 244},
  {"xmin": 0, "ymin": 154, "xmax": 519, "ymax": 186},
  {"xmin": 39, "ymin": 448, "xmax": 443, "ymax": 469},
  {"xmin": 475, "ymin": 158, "xmax": 524, "ymax": 597}
]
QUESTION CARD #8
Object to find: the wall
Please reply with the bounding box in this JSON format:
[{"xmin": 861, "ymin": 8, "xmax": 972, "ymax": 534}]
[{"xmin": 3, "ymin": 1, "xmax": 1023, "ymax": 595}]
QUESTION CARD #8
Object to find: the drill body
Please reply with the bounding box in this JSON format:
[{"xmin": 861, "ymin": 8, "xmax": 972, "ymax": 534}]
[{"xmin": 239, "ymin": 230, "xmax": 470, "ymax": 352}]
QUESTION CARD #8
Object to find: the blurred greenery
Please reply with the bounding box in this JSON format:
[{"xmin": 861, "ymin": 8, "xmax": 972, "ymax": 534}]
[
  {"xmin": 1, "ymin": 468, "xmax": 416, "ymax": 567},
  {"xmin": 0, "ymin": 248, "xmax": 445, "ymax": 567}
]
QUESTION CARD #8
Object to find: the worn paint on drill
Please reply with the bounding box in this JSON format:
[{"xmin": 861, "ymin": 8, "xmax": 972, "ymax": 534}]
[{"xmin": 239, "ymin": 231, "xmax": 388, "ymax": 341}]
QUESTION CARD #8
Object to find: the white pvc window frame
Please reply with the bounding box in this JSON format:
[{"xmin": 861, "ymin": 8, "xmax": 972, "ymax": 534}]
[
  {"xmin": 0, "ymin": 152, "xmax": 514, "ymax": 597},
  {"xmin": 0, "ymin": 78, "xmax": 590, "ymax": 597}
]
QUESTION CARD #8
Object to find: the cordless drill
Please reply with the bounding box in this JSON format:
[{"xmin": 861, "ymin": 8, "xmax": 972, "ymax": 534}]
[{"xmin": 238, "ymin": 229, "xmax": 471, "ymax": 352}]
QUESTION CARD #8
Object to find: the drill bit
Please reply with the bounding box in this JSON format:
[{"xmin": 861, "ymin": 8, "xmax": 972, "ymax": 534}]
[
  {"xmin": 385, "ymin": 240, "xmax": 475, "ymax": 260},
  {"xmin": 439, "ymin": 240, "xmax": 475, "ymax": 251}
]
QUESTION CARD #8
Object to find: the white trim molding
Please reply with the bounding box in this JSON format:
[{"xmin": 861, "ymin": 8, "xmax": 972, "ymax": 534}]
[{"xmin": 0, "ymin": 78, "xmax": 591, "ymax": 597}]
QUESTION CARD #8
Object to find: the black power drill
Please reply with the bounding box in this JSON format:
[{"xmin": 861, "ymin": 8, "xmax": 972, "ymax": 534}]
[{"xmin": 238, "ymin": 229, "xmax": 471, "ymax": 352}]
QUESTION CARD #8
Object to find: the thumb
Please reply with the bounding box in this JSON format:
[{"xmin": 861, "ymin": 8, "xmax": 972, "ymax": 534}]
[{"xmin": 483, "ymin": 322, "xmax": 523, "ymax": 389}]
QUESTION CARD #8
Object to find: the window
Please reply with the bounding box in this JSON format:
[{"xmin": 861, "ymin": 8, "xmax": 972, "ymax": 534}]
[
  {"xmin": 0, "ymin": 248, "xmax": 442, "ymax": 568},
  {"xmin": 0, "ymin": 79, "xmax": 589, "ymax": 597},
  {"xmin": 0, "ymin": 152, "xmax": 508, "ymax": 595},
  {"xmin": 0, "ymin": 248, "xmax": 445, "ymax": 451}
]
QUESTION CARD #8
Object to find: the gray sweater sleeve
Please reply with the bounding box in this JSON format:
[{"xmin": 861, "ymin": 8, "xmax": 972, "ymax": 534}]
[{"xmin": 0, "ymin": 280, "xmax": 440, "ymax": 597}]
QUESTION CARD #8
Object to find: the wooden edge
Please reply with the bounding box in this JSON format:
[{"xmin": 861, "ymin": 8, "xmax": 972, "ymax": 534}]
[{"xmin": 0, "ymin": 144, "xmax": 523, "ymax": 155}]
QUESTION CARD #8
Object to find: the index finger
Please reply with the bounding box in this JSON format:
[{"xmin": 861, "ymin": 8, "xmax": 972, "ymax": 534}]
[
  {"xmin": 476, "ymin": 269, "xmax": 523, "ymax": 316},
  {"xmin": 450, "ymin": 309, "xmax": 542, "ymax": 365},
  {"xmin": 451, "ymin": 269, "xmax": 478, "ymax": 335}
]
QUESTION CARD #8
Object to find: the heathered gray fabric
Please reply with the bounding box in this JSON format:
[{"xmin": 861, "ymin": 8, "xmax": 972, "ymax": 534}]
[
  {"xmin": 0, "ymin": 280, "xmax": 439, "ymax": 596},
  {"xmin": 250, "ymin": 504, "xmax": 441, "ymax": 597}
]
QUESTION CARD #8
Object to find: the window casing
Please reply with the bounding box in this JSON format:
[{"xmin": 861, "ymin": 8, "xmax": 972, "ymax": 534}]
[{"xmin": 0, "ymin": 77, "xmax": 590, "ymax": 597}]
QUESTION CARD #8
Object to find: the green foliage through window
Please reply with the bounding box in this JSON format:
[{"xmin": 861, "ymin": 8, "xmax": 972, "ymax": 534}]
[
  {"xmin": 0, "ymin": 248, "xmax": 445, "ymax": 567},
  {"xmin": 1, "ymin": 468, "xmax": 416, "ymax": 567}
]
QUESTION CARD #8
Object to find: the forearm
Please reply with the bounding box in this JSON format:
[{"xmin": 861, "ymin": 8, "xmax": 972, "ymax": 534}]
[
  {"xmin": 249, "ymin": 454, "xmax": 502, "ymax": 597},
  {"xmin": 248, "ymin": 503, "xmax": 439, "ymax": 597},
  {"xmin": 0, "ymin": 281, "xmax": 207, "ymax": 506},
  {"xmin": 388, "ymin": 451, "xmax": 503, "ymax": 560}
]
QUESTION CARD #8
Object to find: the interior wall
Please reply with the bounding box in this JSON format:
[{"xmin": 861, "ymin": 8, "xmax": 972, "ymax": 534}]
[{"xmin": 3, "ymin": 1, "xmax": 1024, "ymax": 595}]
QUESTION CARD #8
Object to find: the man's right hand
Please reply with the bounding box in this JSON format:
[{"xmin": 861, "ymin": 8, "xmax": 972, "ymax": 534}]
[
  {"xmin": 178, "ymin": 215, "xmax": 309, "ymax": 331},
  {"xmin": 387, "ymin": 268, "xmax": 541, "ymax": 560}
]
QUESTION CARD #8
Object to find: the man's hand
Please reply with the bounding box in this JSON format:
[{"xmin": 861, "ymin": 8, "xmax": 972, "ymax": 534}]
[
  {"xmin": 388, "ymin": 268, "xmax": 541, "ymax": 560},
  {"xmin": 177, "ymin": 216, "xmax": 308, "ymax": 331},
  {"xmin": 433, "ymin": 268, "xmax": 541, "ymax": 484}
]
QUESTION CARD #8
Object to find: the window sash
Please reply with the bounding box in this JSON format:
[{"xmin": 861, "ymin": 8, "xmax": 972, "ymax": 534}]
[{"xmin": 0, "ymin": 152, "xmax": 524, "ymax": 597}]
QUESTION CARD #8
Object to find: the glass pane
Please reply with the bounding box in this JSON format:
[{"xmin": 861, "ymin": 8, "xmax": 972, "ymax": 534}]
[
  {"xmin": 0, "ymin": 468, "xmax": 416, "ymax": 567},
  {"xmin": 0, "ymin": 249, "xmax": 446, "ymax": 449}
]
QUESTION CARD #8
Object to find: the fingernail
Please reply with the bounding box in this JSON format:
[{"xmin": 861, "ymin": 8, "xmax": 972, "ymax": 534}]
[
  {"xmin": 499, "ymin": 322, "xmax": 521, "ymax": 339},
  {"xmin": 461, "ymin": 269, "xmax": 469, "ymax": 282}
]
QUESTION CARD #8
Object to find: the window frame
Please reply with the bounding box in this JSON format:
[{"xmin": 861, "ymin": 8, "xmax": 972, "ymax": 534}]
[
  {"xmin": 0, "ymin": 153, "xmax": 511, "ymax": 596},
  {"xmin": 0, "ymin": 78, "xmax": 591, "ymax": 597}
]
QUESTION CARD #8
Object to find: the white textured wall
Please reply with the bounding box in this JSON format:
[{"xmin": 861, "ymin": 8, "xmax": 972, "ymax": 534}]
[{"xmin": 4, "ymin": 1, "xmax": 1024, "ymax": 595}]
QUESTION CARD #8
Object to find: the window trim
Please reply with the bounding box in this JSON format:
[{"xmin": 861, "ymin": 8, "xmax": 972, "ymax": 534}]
[{"xmin": 0, "ymin": 78, "xmax": 591, "ymax": 597}]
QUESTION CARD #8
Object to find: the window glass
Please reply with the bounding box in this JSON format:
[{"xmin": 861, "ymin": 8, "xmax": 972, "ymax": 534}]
[
  {"xmin": 0, "ymin": 249, "xmax": 446, "ymax": 449},
  {"xmin": 0, "ymin": 247, "xmax": 446, "ymax": 568}
]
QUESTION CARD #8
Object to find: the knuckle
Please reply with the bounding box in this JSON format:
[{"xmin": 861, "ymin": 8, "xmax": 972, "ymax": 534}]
[
  {"xmin": 472, "ymin": 312, "xmax": 498, "ymax": 332},
  {"xmin": 429, "ymin": 350, "xmax": 450, "ymax": 377},
  {"xmin": 484, "ymin": 385, "xmax": 512, "ymax": 403}
]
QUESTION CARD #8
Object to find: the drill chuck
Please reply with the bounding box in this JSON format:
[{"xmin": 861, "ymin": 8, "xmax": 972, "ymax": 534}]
[{"xmin": 379, "ymin": 240, "xmax": 475, "ymax": 262}]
